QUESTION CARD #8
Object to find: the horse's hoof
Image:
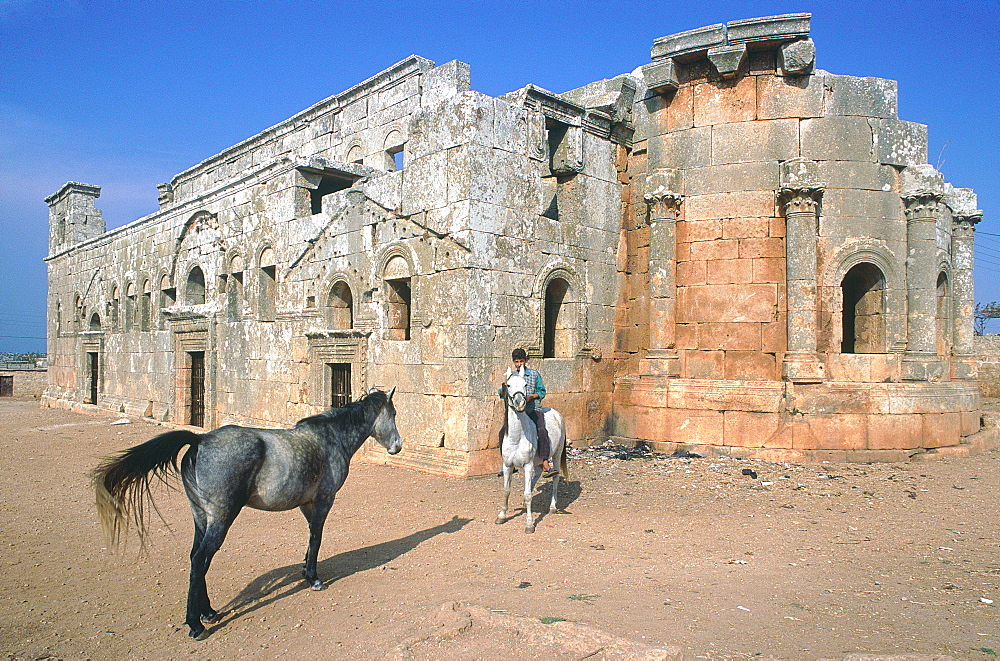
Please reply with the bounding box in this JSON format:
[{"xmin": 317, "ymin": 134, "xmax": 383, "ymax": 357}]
[
  {"xmin": 309, "ymin": 579, "xmax": 324, "ymax": 591},
  {"xmin": 525, "ymin": 524, "xmax": 536, "ymax": 534},
  {"xmin": 201, "ymin": 609, "xmax": 219, "ymax": 623},
  {"xmin": 188, "ymin": 624, "xmax": 206, "ymax": 639},
  {"xmin": 494, "ymin": 516, "xmax": 506, "ymax": 525}
]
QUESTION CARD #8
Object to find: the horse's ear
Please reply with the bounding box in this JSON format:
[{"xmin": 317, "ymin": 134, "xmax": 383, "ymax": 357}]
[
  {"xmin": 387, "ymin": 386, "xmax": 396, "ymax": 401},
  {"xmin": 518, "ymin": 365, "xmax": 525, "ymax": 377},
  {"xmin": 368, "ymin": 387, "xmax": 378, "ymax": 395},
  {"xmin": 504, "ymin": 367, "xmax": 513, "ymax": 379}
]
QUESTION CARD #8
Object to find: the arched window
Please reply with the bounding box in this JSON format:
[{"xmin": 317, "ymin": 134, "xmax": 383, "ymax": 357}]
[
  {"xmin": 258, "ymin": 248, "xmax": 276, "ymax": 322},
  {"xmin": 937, "ymin": 272, "xmax": 951, "ymax": 355},
  {"xmin": 226, "ymin": 255, "xmax": 244, "ymax": 322},
  {"xmin": 89, "ymin": 312, "xmax": 102, "ymax": 331},
  {"xmin": 140, "ymin": 280, "xmax": 152, "ymax": 331},
  {"xmin": 124, "ymin": 282, "xmax": 137, "ymax": 331},
  {"xmin": 384, "ymin": 255, "xmax": 411, "ymax": 340},
  {"xmin": 186, "ymin": 266, "xmax": 206, "ymax": 305},
  {"xmin": 110, "ymin": 285, "xmax": 120, "ymax": 330},
  {"xmin": 383, "ymin": 130, "xmax": 405, "ymax": 171},
  {"xmin": 543, "ymin": 277, "xmax": 570, "ymax": 358},
  {"xmin": 841, "ymin": 263, "xmax": 885, "ymax": 354},
  {"xmin": 346, "ymin": 144, "xmax": 363, "ymax": 165},
  {"xmin": 327, "ymin": 280, "xmax": 354, "ymax": 330},
  {"xmin": 159, "ymin": 275, "xmax": 176, "ymax": 329}
]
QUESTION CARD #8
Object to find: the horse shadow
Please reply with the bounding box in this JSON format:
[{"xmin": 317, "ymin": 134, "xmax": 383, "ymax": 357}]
[
  {"xmin": 209, "ymin": 515, "xmax": 472, "ymax": 635},
  {"xmin": 495, "ymin": 476, "xmax": 584, "ymax": 527}
]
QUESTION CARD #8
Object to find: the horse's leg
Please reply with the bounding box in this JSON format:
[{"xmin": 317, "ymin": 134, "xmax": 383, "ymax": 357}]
[
  {"xmin": 299, "ymin": 499, "xmax": 334, "ymax": 589},
  {"xmin": 185, "ymin": 514, "xmax": 236, "ymax": 638},
  {"xmin": 523, "ymin": 463, "xmax": 537, "ymax": 533},
  {"xmin": 495, "ymin": 465, "xmax": 512, "ymax": 524}
]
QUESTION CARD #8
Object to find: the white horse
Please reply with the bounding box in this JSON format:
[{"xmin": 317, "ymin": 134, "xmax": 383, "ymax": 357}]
[{"xmin": 496, "ymin": 366, "xmax": 568, "ymax": 533}]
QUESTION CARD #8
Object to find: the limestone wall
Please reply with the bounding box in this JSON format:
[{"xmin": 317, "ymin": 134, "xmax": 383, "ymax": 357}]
[
  {"xmin": 975, "ymin": 335, "xmax": 1000, "ymax": 397},
  {"xmin": 0, "ymin": 369, "xmax": 47, "ymax": 398}
]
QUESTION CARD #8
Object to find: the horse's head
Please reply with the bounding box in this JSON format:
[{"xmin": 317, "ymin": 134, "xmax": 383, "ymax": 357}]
[
  {"xmin": 370, "ymin": 387, "xmax": 402, "ymax": 455},
  {"xmin": 504, "ymin": 367, "xmax": 528, "ymax": 413}
]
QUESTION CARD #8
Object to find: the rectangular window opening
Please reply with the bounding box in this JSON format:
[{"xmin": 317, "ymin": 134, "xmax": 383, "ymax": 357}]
[
  {"xmin": 328, "ymin": 363, "xmax": 352, "ymax": 409},
  {"xmin": 310, "ymin": 175, "xmax": 353, "ymax": 215}
]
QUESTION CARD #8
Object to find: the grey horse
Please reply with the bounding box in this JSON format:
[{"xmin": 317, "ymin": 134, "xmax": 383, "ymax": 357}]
[{"xmin": 92, "ymin": 387, "xmax": 402, "ymax": 639}]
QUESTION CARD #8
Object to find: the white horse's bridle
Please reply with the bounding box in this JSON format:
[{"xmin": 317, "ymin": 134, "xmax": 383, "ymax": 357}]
[{"xmin": 503, "ymin": 367, "xmax": 528, "ymax": 413}]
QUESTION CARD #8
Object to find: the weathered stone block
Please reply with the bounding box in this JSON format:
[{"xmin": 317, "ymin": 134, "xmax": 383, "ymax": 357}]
[
  {"xmin": 642, "ymin": 60, "xmax": 679, "ymax": 93},
  {"xmin": 667, "ymin": 407, "xmax": 724, "ymax": 445},
  {"xmin": 678, "ymin": 219, "xmax": 722, "ymax": 242},
  {"xmin": 806, "ymin": 413, "xmax": 867, "ymax": 450},
  {"xmin": 778, "ymin": 38, "xmax": 815, "ymax": 75},
  {"xmin": 706, "ymin": 258, "xmax": 753, "ymax": 285},
  {"xmin": 693, "ymin": 76, "xmax": 757, "ymax": 126},
  {"xmin": 678, "ymin": 283, "xmax": 778, "ymax": 323},
  {"xmin": 657, "ymin": 85, "xmax": 694, "ymax": 133},
  {"xmin": 688, "ymin": 238, "xmax": 738, "ymax": 261},
  {"xmin": 685, "ymin": 190, "xmax": 776, "ymax": 221},
  {"xmin": 724, "ymin": 410, "xmax": 780, "ymax": 447},
  {"xmin": 820, "ymin": 189, "xmax": 903, "ymax": 223},
  {"xmin": 866, "ymin": 413, "xmax": 922, "ymax": 449},
  {"xmin": 757, "ymin": 72, "xmax": 823, "ymax": 120},
  {"xmin": 923, "ymin": 412, "xmax": 962, "ymax": 448},
  {"xmin": 698, "ymin": 322, "xmax": 760, "ymax": 350},
  {"xmin": 707, "ymin": 44, "xmax": 747, "ymax": 79},
  {"xmin": 875, "ymin": 118, "xmax": 927, "ymax": 167},
  {"xmin": 800, "ymin": 116, "xmax": 876, "ymax": 162},
  {"xmin": 823, "ymin": 74, "xmax": 898, "ymax": 119},
  {"xmin": 738, "ymin": 237, "xmax": 784, "ymax": 259},
  {"xmin": 817, "ymin": 160, "xmax": 896, "ymax": 192},
  {"xmin": 713, "ymin": 119, "xmax": 798, "ymax": 164},
  {"xmin": 900, "ymin": 163, "xmax": 945, "ymax": 195},
  {"xmin": 686, "ymin": 162, "xmax": 780, "ymax": 195},
  {"xmin": 727, "ymin": 13, "xmax": 811, "ymax": 45},
  {"xmin": 724, "ymin": 350, "xmax": 776, "ymax": 380},
  {"xmin": 651, "ymin": 24, "xmax": 726, "ymax": 60},
  {"xmin": 648, "ymin": 126, "xmax": 711, "ymax": 170}
]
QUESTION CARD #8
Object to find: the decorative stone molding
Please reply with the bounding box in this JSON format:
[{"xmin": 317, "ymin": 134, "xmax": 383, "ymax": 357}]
[
  {"xmin": 902, "ymin": 190, "xmax": 943, "ymax": 219},
  {"xmin": 643, "ymin": 189, "xmax": 683, "ymax": 221},
  {"xmin": 778, "ymin": 185, "xmax": 823, "ymax": 214},
  {"xmin": 157, "ymin": 182, "xmax": 174, "ymax": 208}
]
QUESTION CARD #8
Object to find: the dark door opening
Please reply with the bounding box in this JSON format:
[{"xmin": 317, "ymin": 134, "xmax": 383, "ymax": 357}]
[
  {"xmin": 87, "ymin": 352, "xmax": 99, "ymax": 404},
  {"xmin": 189, "ymin": 351, "xmax": 205, "ymax": 427},
  {"xmin": 0, "ymin": 375, "xmax": 12, "ymax": 397},
  {"xmin": 328, "ymin": 363, "xmax": 351, "ymax": 409}
]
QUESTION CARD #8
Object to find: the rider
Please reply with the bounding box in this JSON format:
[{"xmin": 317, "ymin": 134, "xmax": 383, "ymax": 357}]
[{"xmin": 498, "ymin": 348, "xmax": 554, "ymax": 477}]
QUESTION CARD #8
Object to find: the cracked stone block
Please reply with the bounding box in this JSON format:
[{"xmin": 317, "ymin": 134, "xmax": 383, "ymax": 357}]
[
  {"xmin": 801, "ymin": 116, "xmax": 876, "ymax": 162},
  {"xmin": 778, "ymin": 38, "xmax": 815, "ymax": 75},
  {"xmin": 707, "ymin": 44, "xmax": 747, "ymax": 79},
  {"xmin": 780, "ymin": 157, "xmax": 821, "ymax": 187}
]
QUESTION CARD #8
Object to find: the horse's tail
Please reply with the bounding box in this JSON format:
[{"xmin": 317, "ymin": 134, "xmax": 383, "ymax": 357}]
[
  {"xmin": 559, "ymin": 440, "xmax": 569, "ymax": 479},
  {"xmin": 91, "ymin": 429, "xmax": 201, "ymax": 553}
]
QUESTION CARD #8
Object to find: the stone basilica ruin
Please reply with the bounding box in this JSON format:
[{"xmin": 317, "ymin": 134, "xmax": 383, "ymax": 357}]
[{"xmin": 44, "ymin": 14, "xmax": 985, "ymax": 476}]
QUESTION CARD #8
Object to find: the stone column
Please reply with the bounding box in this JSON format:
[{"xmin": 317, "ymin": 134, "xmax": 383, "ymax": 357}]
[
  {"xmin": 779, "ymin": 158, "xmax": 825, "ymax": 382},
  {"xmin": 643, "ymin": 168, "xmax": 681, "ymax": 377},
  {"xmin": 901, "ymin": 190, "xmax": 944, "ymax": 380},
  {"xmin": 951, "ymin": 209, "xmax": 982, "ymax": 379}
]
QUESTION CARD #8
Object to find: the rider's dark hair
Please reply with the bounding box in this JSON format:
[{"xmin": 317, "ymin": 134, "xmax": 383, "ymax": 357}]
[{"xmin": 511, "ymin": 348, "xmax": 527, "ymax": 361}]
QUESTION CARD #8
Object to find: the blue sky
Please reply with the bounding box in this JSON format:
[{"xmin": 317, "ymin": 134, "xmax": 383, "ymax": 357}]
[{"xmin": 1, "ymin": 0, "xmax": 998, "ymax": 352}]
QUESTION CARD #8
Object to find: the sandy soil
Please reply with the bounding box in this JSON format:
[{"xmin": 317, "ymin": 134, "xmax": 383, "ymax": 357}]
[{"xmin": 1, "ymin": 398, "xmax": 999, "ymax": 660}]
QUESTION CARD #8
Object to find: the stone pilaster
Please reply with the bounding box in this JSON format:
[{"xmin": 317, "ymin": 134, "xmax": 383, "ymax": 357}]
[
  {"xmin": 951, "ymin": 209, "xmax": 982, "ymax": 379},
  {"xmin": 643, "ymin": 168, "xmax": 682, "ymax": 377},
  {"xmin": 779, "ymin": 174, "xmax": 825, "ymax": 383},
  {"xmin": 901, "ymin": 190, "xmax": 945, "ymax": 381}
]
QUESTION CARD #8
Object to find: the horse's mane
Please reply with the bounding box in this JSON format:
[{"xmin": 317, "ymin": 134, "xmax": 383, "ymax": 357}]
[{"xmin": 293, "ymin": 390, "xmax": 387, "ymax": 431}]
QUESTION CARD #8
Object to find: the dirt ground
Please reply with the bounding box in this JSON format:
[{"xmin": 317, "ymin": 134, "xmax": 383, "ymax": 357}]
[{"xmin": 2, "ymin": 398, "xmax": 999, "ymax": 661}]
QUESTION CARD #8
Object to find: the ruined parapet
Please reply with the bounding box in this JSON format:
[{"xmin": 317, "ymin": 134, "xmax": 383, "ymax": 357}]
[{"xmin": 44, "ymin": 182, "xmax": 104, "ymax": 255}]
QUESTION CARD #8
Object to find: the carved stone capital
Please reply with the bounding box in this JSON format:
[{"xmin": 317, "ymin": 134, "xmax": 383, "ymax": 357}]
[
  {"xmin": 778, "ymin": 185, "xmax": 823, "ymax": 214},
  {"xmin": 952, "ymin": 210, "xmax": 983, "ymax": 233},
  {"xmin": 643, "ymin": 188, "xmax": 683, "ymax": 221},
  {"xmin": 901, "ymin": 189, "xmax": 943, "ymax": 219}
]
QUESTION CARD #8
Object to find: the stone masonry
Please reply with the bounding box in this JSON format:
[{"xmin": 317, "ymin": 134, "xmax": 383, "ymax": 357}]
[{"xmin": 44, "ymin": 14, "xmax": 985, "ymax": 475}]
